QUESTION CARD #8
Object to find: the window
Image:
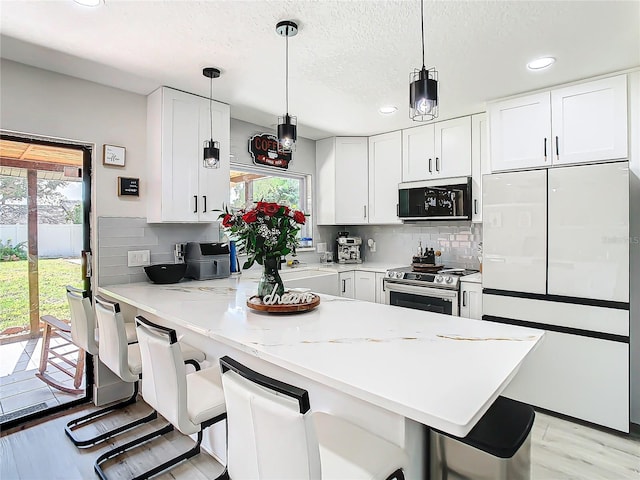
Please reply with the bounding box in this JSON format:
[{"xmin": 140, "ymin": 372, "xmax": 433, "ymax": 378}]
[{"xmin": 229, "ymin": 164, "xmax": 312, "ymax": 246}]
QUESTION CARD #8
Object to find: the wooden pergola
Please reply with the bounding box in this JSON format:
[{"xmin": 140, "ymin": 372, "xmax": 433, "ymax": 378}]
[{"xmin": 0, "ymin": 139, "xmax": 83, "ymax": 338}]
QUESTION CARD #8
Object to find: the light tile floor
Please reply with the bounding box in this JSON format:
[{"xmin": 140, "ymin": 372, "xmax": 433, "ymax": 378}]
[{"xmin": 0, "ymin": 336, "xmax": 85, "ymax": 421}]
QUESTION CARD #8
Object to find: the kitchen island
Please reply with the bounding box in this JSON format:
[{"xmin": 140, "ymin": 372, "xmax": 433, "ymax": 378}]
[{"xmin": 99, "ymin": 276, "xmax": 543, "ymax": 479}]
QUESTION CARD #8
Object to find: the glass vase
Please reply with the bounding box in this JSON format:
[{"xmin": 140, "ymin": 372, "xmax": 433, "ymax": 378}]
[{"xmin": 258, "ymin": 257, "xmax": 285, "ymax": 300}]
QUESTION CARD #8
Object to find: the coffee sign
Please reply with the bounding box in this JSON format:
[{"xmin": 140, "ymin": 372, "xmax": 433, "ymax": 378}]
[{"xmin": 248, "ymin": 133, "xmax": 291, "ymax": 169}]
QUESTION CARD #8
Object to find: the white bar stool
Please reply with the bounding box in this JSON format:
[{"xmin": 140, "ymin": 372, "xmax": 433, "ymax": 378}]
[
  {"xmin": 63, "ymin": 287, "xmax": 147, "ymax": 447},
  {"xmin": 219, "ymin": 355, "xmax": 408, "ymax": 480},
  {"xmin": 94, "ymin": 315, "xmax": 227, "ymax": 480}
]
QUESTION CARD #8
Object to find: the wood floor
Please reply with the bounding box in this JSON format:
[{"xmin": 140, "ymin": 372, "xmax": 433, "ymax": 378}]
[{"xmin": 1, "ymin": 399, "xmax": 638, "ymax": 479}]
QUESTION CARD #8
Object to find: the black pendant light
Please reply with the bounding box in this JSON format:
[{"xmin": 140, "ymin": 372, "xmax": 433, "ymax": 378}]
[
  {"xmin": 276, "ymin": 20, "xmax": 298, "ymax": 154},
  {"xmin": 410, "ymin": 0, "xmax": 438, "ymax": 121},
  {"xmin": 203, "ymin": 67, "xmax": 221, "ymax": 168}
]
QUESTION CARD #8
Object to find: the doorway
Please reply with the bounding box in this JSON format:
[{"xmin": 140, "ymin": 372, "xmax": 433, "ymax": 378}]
[{"xmin": 0, "ymin": 133, "xmax": 92, "ymax": 428}]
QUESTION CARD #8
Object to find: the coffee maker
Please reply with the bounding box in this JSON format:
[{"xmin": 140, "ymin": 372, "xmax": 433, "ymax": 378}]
[{"xmin": 335, "ymin": 232, "xmax": 362, "ymax": 264}]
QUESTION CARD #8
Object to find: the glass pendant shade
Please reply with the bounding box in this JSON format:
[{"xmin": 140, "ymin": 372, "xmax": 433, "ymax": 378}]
[
  {"xmin": 277, "ymin": 114, "xmax": 297, "ymax": 154},
  {"xmin": 203, "ymin": 139, "xmax": 220, "ymax": 168},
  {"xmin": 410, "ymin": 67, "xmax": 438, "ymax": 121}
]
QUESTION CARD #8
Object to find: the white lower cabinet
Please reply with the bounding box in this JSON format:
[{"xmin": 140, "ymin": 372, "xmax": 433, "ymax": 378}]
[
  {"xmin": 354, "ymin": 271, "xmax": 376, "ymax": 302},
  {"xmin": 375, "ymin": 272, "xmax": 386, "ymax": 304},
  {"xmin": 337, "ymin": 270, "xmax": 385, "ymax": 303},
  {"xmin": 459, "ymin": 281, "xmax": 482, "ymax": 320},
  {"xmin": 338, "ymin": 271, "xmax": 355, "ymax": 299}
]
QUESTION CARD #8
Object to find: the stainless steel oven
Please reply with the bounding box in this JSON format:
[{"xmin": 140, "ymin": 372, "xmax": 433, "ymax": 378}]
[{"xmin": 383, "ymin": 267, "xmax": 463, "ymax": 315}]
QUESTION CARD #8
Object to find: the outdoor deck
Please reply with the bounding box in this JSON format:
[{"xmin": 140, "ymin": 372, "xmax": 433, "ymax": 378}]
[{"xmin": 0, "ymin": 335, "xmax": 84, "ymax": 423}]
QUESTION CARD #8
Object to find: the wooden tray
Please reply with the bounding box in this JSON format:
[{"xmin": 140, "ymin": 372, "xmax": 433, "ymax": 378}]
[{"xmin": 247, "ymin": 294, "xmax": 321, "ymax": 314}]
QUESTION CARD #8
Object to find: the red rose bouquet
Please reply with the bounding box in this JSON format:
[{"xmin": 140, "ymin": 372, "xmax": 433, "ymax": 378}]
[{"xmin": 219, "ymin": 202, "xmax": 307, "ymax": 270}]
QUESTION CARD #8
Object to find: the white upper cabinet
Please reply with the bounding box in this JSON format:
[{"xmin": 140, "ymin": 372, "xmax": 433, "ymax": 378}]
[
  {"xmin": 435, "ymin": 116, "xmax": 472, "ymax": 178},
  {"xmin": 317, "ymin": 133, "xmax": 402, "ymax": 226},
  {"xmin": 471, "ymin": 113, "xmax": 489, "ymax": 222},
  {"xmin": 489, "ymin": 92, "xmax": 551, "ymax": 172},
  {"xmin": 402, "ymin": 124, "xmax": 434, "ymax": 182},
  {"xmin": 482, "ymin": 169, "xmax": 548, "ymax": 294},
  {"xmin": 547, "ymin": 162, "xmax": 629, "ymax": 302},
  {"xmin": 368, "ymin": 131, "xmax": 402, "ymax": 224},
  {"xmin": 489, "ymin": 75, "xmax": 628, "ymax": 172},
  {"xmin": 147, "ymin": 87, "xmax": 230, "ymax": 223},
  {"xmin": 315, "ymin": 138, "xmax": 336, "ymax": 225},
  {"xmin": 551, "ymin": 76, "xmax": 628, "ymax": 165},
  {"xmin": 403, "ymin": 117, "xmax": 471, "ymax": 182},
  {"xmin": 334, "ymin": 137, "xmax": 369, "ymax": 225}
]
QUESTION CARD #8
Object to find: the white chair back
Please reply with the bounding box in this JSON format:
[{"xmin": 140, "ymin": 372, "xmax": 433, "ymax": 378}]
[
  {"xmin": 66, "ymin": 286, "xmax": 98, "ymax": 355},
  {"xmin": 94, "ymin": 296, "xmax": 138, "ymax": 383},
  {"xmin": 220, "ymin": 356, "xmax": 321, "ymax": 480},
  {"xmin": 135, "ymin": 316, "xmax": 197, "ymax": 435}
]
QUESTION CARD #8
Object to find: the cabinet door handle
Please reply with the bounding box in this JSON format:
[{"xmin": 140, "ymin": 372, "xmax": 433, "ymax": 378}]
[
  {"xmin": 463, "ymin": 291, "xmax": 467, "ymax": 307},
  {"xmin": 203, "ymin": 195, "xmax": 207, "ymax": 212},
  {"xmin": 544, "ymin": 137, "xmax": 547, "ymax": 161},
  {"xmin": 396, "ymin": 203, "xmax": 399, "ymax": 216},
  {"xmin": 435, "ymin": 157, "xmax": 440, "ymax": 172},
  {"xmin": 555, "ymin": 136, "xmax": 559, "ymax": 161},
  {"xmin": 474, "ymin": 199, "xmax": 478, "ymax": 215},
  {"xmin": 194, "ymin": 195, "xmax": 198, "ymax": 213},
  {"xmin": 428, "ymin": 158, "xmax": 432, "ymax": 173},
  {"xmin": 364, "ymin": 205, "xmax": 367, "ymax": 218},
  {"xmin": 342, "ymin": 279, "xmax": 346, "ymax": 293}
]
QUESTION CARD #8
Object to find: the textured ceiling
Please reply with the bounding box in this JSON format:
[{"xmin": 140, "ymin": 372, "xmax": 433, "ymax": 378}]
[{"xmin": 1, "ymin": 0, "xmax": 639, "ymax": 140}]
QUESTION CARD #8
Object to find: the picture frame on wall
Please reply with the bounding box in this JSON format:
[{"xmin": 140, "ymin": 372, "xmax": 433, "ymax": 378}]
[{"xmin": 103, "ymin": 144, "xmax": 126, "ymax": 167}]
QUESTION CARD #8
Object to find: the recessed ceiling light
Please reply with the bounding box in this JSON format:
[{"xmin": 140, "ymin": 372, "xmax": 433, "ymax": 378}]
[
  {"xmin": 73, "ymin": 0, "xmax": 101, "ymax": 6},
  {"xmin": 379, "ymin": 105, "xmax": 398, "ymax": 115},
  {"xmin": 527, "ymin": 57, "xmax": 556, "ymax": 71}
]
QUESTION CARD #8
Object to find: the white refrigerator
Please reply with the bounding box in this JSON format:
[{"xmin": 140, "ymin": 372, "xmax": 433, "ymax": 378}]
[{"xmin": 482, "ymin": 161, "xmax": 630, "ymax": 432}]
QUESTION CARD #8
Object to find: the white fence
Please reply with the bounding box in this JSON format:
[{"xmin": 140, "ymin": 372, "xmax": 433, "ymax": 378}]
[{"xmin": 0, "ymin": 224, "xmax": 83, "ymax": 258}]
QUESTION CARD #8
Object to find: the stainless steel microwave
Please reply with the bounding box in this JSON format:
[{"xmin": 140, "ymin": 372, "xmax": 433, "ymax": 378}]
[{"xmin": 398, "ymin": 177, "xmax": 472, "ymax": 221}]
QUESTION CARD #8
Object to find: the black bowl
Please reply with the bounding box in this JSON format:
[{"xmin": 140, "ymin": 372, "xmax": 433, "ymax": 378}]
[{"xmin": 144, "ymin": 263, "xmax": 187, "ymax": 284}]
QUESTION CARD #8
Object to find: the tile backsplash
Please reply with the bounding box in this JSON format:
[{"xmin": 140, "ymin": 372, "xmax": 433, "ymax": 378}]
[
  {"xmin": 346, "ymin": 222, "xmax": 483, "ymax": 269},
  {"xmin": 98, "ymin": 217, "xmax": 220, "ymax": 286},
  {"xmin": 97, "ymin": 217, "xmax": 482, "ymax": 286}
]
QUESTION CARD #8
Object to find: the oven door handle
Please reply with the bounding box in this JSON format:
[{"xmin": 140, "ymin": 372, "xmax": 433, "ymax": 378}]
[{"xmin": 383, "ymin": 280, "xmax": 458, "ymax": 299}]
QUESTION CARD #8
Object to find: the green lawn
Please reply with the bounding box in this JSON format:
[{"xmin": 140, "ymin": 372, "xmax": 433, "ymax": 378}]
[{"xmin": 0, "ymin": 258, "xmax": 84, "ymax": 333}]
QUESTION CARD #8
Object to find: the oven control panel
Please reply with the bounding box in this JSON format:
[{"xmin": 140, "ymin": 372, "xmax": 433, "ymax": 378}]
[{"xmin": 385, "ymin": 269, "xmax": 460, "ymax": 289}]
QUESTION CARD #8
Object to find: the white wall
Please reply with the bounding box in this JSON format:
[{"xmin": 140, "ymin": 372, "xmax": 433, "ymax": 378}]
[
  {"xmin": 229, "ymin": 118, "xmax": 315, "ymax": 177},
  {"xmin": 0, "ymin": 59, "xmax": 147, "ymax": 219}
]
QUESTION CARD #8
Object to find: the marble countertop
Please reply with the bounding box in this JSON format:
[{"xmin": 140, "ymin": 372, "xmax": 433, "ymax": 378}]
[
  {"xmin": 460, "ymin": 272, "xmax": 482, "ymax": 284},
  {"xmin": 99, "ymin": 277, "xmax": 542, "ymax": 437},
  {"xmin": 275, "ymin": 262, "xmax": 405, "ymax": 274}
]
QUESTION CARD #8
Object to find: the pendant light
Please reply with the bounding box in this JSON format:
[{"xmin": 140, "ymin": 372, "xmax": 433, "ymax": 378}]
[
  {"xmin": 409, "ymin": 0, "xmax": 438, "ymax": 121},
  {"xmin": 203, "ymin": 67, "xmax": 221, "ymax": 168},
  {"xmin": 276, "ymin": 20, "xmax": 298, "ymax": 154}
]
